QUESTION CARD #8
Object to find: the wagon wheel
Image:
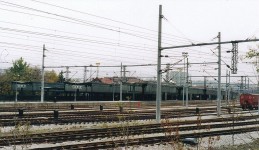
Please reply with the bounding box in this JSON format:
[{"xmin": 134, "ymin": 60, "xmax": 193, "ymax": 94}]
[
  {"xmin": 249, "ymin": 106, "xmax": 253, "ymax": 110},
  {"xmin": 243, "ymin": 101, "xmax": 249, "ymax": 110},
  {"xmin": 248, "ymin": 102, "xmax": 253, "ymax": 110}
]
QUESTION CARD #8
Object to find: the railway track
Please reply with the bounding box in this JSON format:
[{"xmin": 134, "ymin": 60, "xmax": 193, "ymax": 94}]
[
  {"xmin": 30, "ymin": 126, "xmax": 259, "ymax": 150},
  {"xmin": 1, "ymin": 114, "xmax": 259, "ymax": 147},
  {"xmin": 0, "ymin": 107, "xmax": 237, "ymax": 126}
]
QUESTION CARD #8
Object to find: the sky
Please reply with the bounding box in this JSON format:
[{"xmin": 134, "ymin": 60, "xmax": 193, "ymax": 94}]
[{"xmin": 0, "ymin": 0, "xmax": 259, "ymax": 86}]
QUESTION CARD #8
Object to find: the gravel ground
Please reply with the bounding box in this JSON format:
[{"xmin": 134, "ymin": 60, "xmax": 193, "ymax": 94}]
[
  {"xmin": 124, "ymin": 131, "xmax": 259, "ymax": 150},
  {"xmin": 214, "ymin": 140, "xmax": 259, "ymax": 150}
]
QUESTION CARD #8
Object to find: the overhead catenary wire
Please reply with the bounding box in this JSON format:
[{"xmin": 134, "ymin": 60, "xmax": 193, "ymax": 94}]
[
  {"xmin": 0, "ymin": 31, "xmax": 158, "ymax": 56},
  {"xmin": 0, "ymin": 7, "xmax": 158, "ymax": 43},
  {"xmin": 2, "ymin": 31, "xmax": 158, "ymax": 60},
  {"xmin": 0, "ymin": 40, "xmax": 158, "ymax": 65},
  {"xmin": 0, "ymin": 35, "xmax": 157, "ymax": 61},
  {"xmin": 0, "ymin": 20, "xmax": 158, "ymax": 49},
  {"xmin": 0, "ymin": 1, "xmax": 182, "ymax": 45},
  {"xmin": 29, "ymin": 0, "xmax": 196, "ymax": 43},
  {"xmin": 0, "ymin": 26, "xmax": 157, "ymax": 50},
  {"xmin": 2, "ymin": 1, "xmax": 208, "ymax": 46},
  {"xmin": 0, "ymin": 0, "xmax": 234, "ymax": 62}
]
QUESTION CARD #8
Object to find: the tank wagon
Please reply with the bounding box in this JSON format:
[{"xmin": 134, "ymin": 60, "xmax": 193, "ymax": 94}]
[{"xmin": 240, "ymin": 93, "xmax": 259, "ymax": 110}]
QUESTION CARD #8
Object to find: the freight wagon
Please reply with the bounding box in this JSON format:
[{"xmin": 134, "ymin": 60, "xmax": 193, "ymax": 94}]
[
  {"xmin": 240, "ymin": 93, "xmax": 259, "ymax": 110},
  {"xmin": 4, "ymin": 81, "xmax": 237, "ymax": 102}
]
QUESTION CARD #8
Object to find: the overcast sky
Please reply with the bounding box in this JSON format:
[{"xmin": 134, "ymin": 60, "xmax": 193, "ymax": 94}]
[{"xmin": 0, "ymin": 0, "xmax": 259, "ymax": 85}]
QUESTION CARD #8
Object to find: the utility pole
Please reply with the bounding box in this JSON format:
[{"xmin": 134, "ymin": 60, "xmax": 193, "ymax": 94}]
[
  {"xmin": 96, "ymin": 62, "xmax": 100, "ymax": 78},
  {"xmin": 122, "ymin": 65, "xmax": 129, "ymax": 101},
  {"xmin": 123, "ymin": 65, "xmax": 128, "ymax": 82},
  {"xmin": 248, "ymin": 77, "xmax": 249, "ymax": 91},
  {"xmin": 41, "ymin": 44, "xmax": 46, "ymax": 103},
  {"xmin": 112, "ymin": 78, "xmax": 115, "ymax": 101},
  {"xmin": 74, "ymin": 86, "xmax": 77, "ymax": 101},
  {"xmin": 165, "ymin": 63, "xmax": 170, "ymax": 82},
  {"xmin": 65, "ymin": 66, "xmax": 70, "ymax": 80},
  {"xmin": 204, "ymin": 76, "xmax": 207, "ymax": 99},
  {"xmin": 186, "ymin": 57, "xmax": 189, "ymax": 107},
  {"xmin": 245, "ymin": 76, "xmax": 247, "ymax": 90},
  {"xmin": 240, "ymin": 76, "xmax": 244, "ymax": 93},
  {"xmin": 156, "ymin": 5, "xmax": 162, "ymax": 122},
  {"xmin": 90, "ymin": 64, "xmax": 93, "ymax": 82},
  {"xmin": 182, "ymin": 52, "xmax": 188, "ymax": 106},
  {"xmin": 179, "ymin": 68, "xmax": 182, "ymax": 87},
  {"xmin": 230, "ymin": 71, "xmax": 231, "ymax": 104},
  {"xmin": 230, "ymin": 42, "xmax": 238, "ymax": 74},
  {"xmin": 257, "ymin": 56, "xmax": 259, "ymax": 91},
  {"xmin": 226, "ymin": 70, "xmax": 228, "ymax": 102},
  {"xmin": 15, "ymin": 82, "xmax": 18, "ymax": 102},
  {"xmin": 83, "ymin": 66, "xmax": 88, "ymax": 82},
  {"xmin": 226, "ymin": 70, "xmax": 231, "ymax": 106},
  {"xmin": 183, "ymin": 56, "xmax": 185, "ymax": 105},
  {"xmin": 217, "ymin": 32, "xmax": 221, "ymax": 116},
  {"xmin": 165, "ymin": 63, "xmax": 170, "ymax": 101},
  {"xmin": 120, "ymin": 62, "xmax": 123, "ymax": 101}
]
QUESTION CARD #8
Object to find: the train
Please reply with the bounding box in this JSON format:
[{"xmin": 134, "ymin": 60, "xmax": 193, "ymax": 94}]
[
  {"xmin": 0, "ymin": 80, "xmax": 238, "ymax": 102},
  {"xmin": 240, "ymin": 93, "xmax": 259, "ymax": 110}
]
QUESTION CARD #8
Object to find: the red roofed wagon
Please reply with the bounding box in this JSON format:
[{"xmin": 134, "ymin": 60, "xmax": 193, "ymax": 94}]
[{"xmin": 240, "ymin": 93, "xmax": 259, "ymax": 110}]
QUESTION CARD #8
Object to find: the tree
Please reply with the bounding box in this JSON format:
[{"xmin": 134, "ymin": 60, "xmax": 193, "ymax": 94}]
[
  {"xmin": 6, "ymin": 57, "xmax": 58, "ymax": 82},
  {"xmin": 45, "ymin": 70, "xmax": 59, "ymax": 83},
  {"xmin": 0, "ymin": 57, "xmax": 60, "ymax": 94},
  {"xmin": 0, "ymin": 57, "xmax": 34, "ymax": 94},
  {"xmin": 245, "ymin": 46, "xmax": 259, "ymax": 89},
  {"xmin": 57, "ymin": 71, "xmax": 65, "ymax": 83},
  {"xmin": 28, "ymin": 67, "xmax": 41, "ymax": 82},
  {"xmin": 0, "ymin": 72, "xmax": 11, "ymax": 94},
  {"xmin": 245, "ymin": 46, "xmax": 259, "ymax": 70},
  {"xmin": 7, "ymin": 57, "xmax": 30, "ymax": 81}
]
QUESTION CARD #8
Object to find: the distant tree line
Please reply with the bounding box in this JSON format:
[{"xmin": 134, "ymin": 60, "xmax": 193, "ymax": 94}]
[{"xmin": 0, "ymin": 57, "xmax": 65, "ymax": 95}]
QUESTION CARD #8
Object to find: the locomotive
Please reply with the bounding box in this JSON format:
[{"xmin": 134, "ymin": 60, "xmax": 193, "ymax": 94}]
[{"xmin": 240, "ymin": 93, "xmax": 259, "ymax": 110}]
